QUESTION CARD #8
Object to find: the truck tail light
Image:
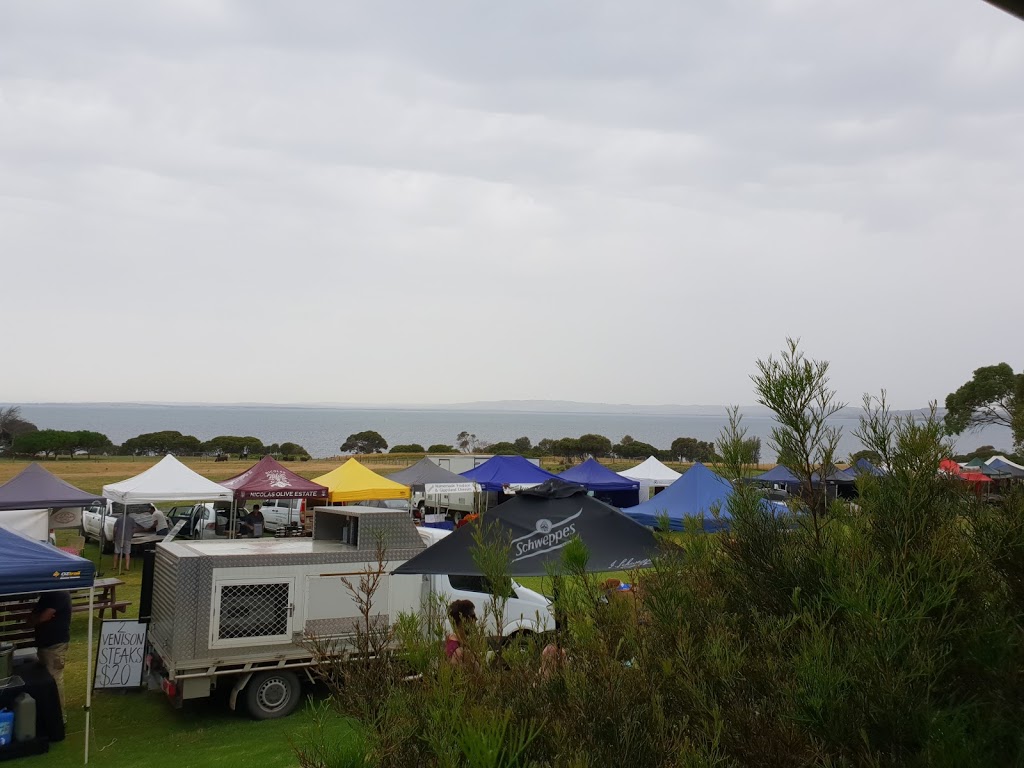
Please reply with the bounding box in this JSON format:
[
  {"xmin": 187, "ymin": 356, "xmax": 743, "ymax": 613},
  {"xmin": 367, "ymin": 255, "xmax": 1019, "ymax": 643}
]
[
  {"xmin": 205, "ymin": 522, "xmax": 216, "ymax": 529},
  {"xmin": 161, "ymin": 678, "xmax": 177, "ymax": 699}
]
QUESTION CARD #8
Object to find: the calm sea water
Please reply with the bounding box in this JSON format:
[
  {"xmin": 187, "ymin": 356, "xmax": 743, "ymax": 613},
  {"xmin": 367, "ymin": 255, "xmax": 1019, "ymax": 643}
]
[{"xmin": 9, "ymin": 404, "xmax": 1013, "ymax": 461}]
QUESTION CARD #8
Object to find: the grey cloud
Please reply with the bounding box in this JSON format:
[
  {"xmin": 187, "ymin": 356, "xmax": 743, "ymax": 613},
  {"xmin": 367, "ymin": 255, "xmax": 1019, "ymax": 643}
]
[{"xmin": 0, "ymin": 0, "xmax": 1021, "ymax": 408}]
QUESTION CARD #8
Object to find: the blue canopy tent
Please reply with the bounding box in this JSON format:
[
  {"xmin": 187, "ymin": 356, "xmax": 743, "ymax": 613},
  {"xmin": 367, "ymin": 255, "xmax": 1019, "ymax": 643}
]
[
  {"xmin": 557, "ymin": 458, "xmax": 641, "ymax": 508},
  {"xmin": 461, "ymin": 455, "xmax": 561, "ymax": 493},
  {"xmin": 0, "ymin": 526, "xmax": 97, "ymax": 763},
  {"xmin": 812, "ymin": 467, "xmax": 857, "ymax": 483},
  {"xmin": 986, "ymin": 458, "xmax": 1024, "ymax": 479},
  {"xmin": 850, "ymin": 458, "xmax": 885, "ymax": 477},
  {"xmin": 754, "ymin": 465, "xmax": 803, "ymax": 485},
  {"xmin": 623, "ymin": 462, "xmax": 746, "ymax": 533}
]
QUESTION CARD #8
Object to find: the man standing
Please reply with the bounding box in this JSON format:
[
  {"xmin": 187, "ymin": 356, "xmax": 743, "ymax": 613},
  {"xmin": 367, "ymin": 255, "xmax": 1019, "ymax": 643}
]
[
  {"xmin": 250, "ymin": 504, "xmax": 264, "ymax": 538},
  {"xmin": 27, "ymin": 590, "xmax": 72, "ymax": 721},
  {"xmin": 148, "ymin": 504, "xmax": 169, "ymax": 537},
  {"xmin": 112, "ymin": 511, "xmax": 138, "ymax": 572}
]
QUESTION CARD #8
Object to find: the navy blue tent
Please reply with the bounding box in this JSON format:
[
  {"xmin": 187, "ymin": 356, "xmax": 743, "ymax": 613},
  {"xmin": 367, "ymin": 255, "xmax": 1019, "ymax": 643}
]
[
  {"xmin": 558, "ymin": 458, "xmax": 641, "ymax": 508},
  {"xmin": 623, "ymin": 463, "xmax": 739, "ymax": 533},
  {"xmin": 461, "ymin": 455, "xmax": 561, "ymax": 493},
  {"xmin": 0, "ymin": 526, "xmax": 98, "ymax": 759},
  {"xmin": 812, "ymin": 467, "xmax": 857, "ymax": 484},
  {"xmin": 851, "ymin": 458, "xmax": 885, "ymax": 477},
  {"xmin": 987, "ymin": 458, "xmax": 1024, "ymax": 478},
  {"xmin": 0, "ymin": 525, "xmax": 95, "ymax": 594},
  {"xmin": 755, "ymin": 465, "xmax": 803, "ymax": 485}
]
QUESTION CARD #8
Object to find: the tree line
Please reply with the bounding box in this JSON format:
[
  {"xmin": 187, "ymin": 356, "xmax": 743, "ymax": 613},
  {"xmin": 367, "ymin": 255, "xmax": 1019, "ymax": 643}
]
[
  {"xmin": 0, "ymin": 413, "xmax": 310, "ymax": 460},
  {"xmin": 340, "ymin": 428, "xmax": 756, "ymax": 464}
]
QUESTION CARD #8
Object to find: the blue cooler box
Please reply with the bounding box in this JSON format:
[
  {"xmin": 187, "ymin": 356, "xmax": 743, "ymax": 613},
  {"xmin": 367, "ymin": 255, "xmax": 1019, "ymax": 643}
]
[{"xmin": 0, "ymin": 709, "xmax": 14, "ymax": 746}]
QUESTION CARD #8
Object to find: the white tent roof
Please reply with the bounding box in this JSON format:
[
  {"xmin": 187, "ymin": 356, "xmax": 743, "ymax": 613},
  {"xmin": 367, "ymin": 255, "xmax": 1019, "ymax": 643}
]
[
  {"xmin": 103, "ymin": 455, "xmax": 234, "ymax": 504},
  {"xmin": 617, "ymin": 456, "xmax": 682, "ymax": 486}
]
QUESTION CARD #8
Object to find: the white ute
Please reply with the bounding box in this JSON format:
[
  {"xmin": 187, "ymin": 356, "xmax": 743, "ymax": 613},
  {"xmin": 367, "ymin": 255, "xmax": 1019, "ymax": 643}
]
[{"xmin": 146, "ymin": 507, "xmax": 553, "ymax": 719}]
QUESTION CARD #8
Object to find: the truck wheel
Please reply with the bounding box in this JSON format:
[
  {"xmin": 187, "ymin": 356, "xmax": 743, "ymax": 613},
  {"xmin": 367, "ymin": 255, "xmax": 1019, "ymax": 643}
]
[
  {"xmin": 99, "ymin": 529, "xmax": 114, "ymax": 554},
  {"xmin": 244, "ymin": 671, "xmax": 302, "ymax": 720}
]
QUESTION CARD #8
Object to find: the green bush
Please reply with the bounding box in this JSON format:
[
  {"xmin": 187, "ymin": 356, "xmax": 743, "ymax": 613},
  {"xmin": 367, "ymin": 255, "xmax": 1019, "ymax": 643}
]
[{"xmin": 298, "ymin": 390, "xmax": 1024, "ymax": 767}]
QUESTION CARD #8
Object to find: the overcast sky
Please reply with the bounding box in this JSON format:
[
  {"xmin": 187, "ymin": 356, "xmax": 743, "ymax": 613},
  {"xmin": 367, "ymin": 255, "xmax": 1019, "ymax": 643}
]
[{"xmin": 2, "ymin": 1, "xmax": 1021, "ymax": 409}]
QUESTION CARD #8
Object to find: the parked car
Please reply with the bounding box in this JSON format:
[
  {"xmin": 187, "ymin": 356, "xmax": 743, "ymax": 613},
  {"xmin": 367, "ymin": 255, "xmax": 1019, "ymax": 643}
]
[
  {"xmin": 259, "ymin": 498, "xmax": 308, "ymax": 531},
  {"xmin": 81, "ymin": 501, "xmax": 156, "ymax": 552},
  {"xmin": 167, "ymin": 503, "xmax": 233, "ymax": 540}
]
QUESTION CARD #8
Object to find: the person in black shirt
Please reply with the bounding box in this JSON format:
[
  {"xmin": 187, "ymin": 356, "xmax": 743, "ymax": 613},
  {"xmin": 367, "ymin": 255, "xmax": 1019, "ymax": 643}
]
[{"xmin": 28, "ymin": 590, "xmax": 72, "ymax": 720}]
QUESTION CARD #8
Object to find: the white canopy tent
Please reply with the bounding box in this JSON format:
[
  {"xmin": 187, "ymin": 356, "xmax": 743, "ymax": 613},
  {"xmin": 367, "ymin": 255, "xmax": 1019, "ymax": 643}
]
[
  {"xmin": 102, "ymin": 455, "xmax": 234, "ymax": 504},
  {"xmin": 618, "ymin": 456, "xmax": 682, "ymax": 503}
]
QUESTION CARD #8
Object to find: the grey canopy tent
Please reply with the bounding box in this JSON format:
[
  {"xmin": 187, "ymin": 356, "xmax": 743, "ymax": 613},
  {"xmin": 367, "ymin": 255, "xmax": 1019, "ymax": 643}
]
[
  {"xmin": 0, "ymin": 463, "xmax": 106, "ymax": 540},
  {"xmin": 393, "ymin": 479, "xmax": 659, "ymax": 577},
  {"xmin": 0, "ymin": 463, "xmax": 105, "ymax": 511}
]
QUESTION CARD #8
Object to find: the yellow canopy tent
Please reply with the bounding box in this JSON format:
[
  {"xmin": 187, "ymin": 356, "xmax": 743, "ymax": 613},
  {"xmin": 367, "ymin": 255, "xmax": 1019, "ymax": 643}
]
[{"xmin": 313, "ymin": 458, "xmax": 411, "ymax": 504}]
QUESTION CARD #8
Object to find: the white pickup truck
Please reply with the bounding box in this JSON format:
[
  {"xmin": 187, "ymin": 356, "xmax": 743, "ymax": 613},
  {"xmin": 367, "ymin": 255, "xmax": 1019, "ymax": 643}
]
[
  {"xmin": 147, "ymin": 508, "xmax": 553, "ymax": 719},
  {"xmin": 81, "ymin": 501, "xmax": 156, "ymax": 552}
]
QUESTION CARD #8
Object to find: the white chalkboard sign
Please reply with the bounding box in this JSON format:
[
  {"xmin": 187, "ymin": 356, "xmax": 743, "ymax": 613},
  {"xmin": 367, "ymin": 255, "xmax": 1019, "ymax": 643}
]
[{"xmin": 94, "ymin": 619, "xmax": 148, "ymax": 690}]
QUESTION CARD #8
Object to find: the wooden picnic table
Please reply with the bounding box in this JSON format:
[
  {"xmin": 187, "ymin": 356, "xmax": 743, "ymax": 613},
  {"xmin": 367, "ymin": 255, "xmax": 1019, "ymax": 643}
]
[
  {"xmin": 70, "ymin": 577, "xmax": 129, "ymax": 620},
  {"xmin": 0, "ymin": 578, "xmax": 129, "ymax": 649}
]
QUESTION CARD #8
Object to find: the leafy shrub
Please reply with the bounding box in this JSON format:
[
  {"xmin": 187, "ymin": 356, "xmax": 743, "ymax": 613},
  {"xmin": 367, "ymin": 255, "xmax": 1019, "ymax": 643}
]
[{"xmin": 298, "ymin": 398, "xmax": 1024, "ymax": 768}]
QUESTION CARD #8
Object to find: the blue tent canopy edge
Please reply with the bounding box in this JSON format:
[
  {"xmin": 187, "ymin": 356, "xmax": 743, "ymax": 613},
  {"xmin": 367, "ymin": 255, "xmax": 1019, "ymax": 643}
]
[{"xmin": 0, "ymin": 526, "xmax": 96, "ymax": 595}]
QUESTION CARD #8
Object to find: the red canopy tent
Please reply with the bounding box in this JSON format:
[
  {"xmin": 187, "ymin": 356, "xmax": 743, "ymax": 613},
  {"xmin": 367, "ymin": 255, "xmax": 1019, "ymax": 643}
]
[
  {"xmin": 219, "ymin": 455, "xmax": 328, "ymax": 500},
  {"xmin": 939, "ymin": 459, "xmax": 992, "ymax": 488}
]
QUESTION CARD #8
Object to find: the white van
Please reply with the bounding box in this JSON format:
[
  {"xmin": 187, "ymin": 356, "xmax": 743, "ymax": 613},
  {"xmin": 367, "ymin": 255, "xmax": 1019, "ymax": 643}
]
[{"xmin": 415, "ymin": 527, "xmax": 553, "ymax": 638}]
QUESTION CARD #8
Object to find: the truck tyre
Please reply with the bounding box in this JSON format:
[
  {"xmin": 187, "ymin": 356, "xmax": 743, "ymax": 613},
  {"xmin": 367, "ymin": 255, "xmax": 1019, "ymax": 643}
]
[
  {"xmin": 244, "ymin": 670, "xmax": 302, "ymax": 720},
  {"xmin": 99, "ymin": 528, "xmax": 114, "ymax": 554}
]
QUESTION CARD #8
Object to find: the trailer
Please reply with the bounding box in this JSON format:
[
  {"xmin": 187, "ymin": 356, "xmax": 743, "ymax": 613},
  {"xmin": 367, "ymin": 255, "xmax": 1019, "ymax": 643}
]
[
  {"xmin": 420, "ymin": 455, "xmax": 542, "ymax": 517},
  {"xmin": 146, "ymin": 506, "xmax": 553, "ymax": 718}
]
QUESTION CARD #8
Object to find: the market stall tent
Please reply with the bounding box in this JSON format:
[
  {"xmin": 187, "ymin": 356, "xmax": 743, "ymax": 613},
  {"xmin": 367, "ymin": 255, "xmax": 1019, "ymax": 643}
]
[
  {"xmin": 393, "ymin": 480, "xmax": 658, "ymax": 577},
  {"xmin": 754, "ymin": 465, "xmax": 803, "ymax": 485},
  {"xmin": 0, "ymin": 463, "xmax": 105, "ymax": 541},
  {"xmin": 985, "ymin": 456, "xmax": 1024, "ymax": 478},
  {"xmin": 850, "ymin": 458, "xmax": 886, "ymax": 476},
  {"xmin": 312, "ymin": 458, "xmax": 411, "ymax": 504},
  {"xmin": 386, "ymin": 458, "xmax": 479, "ymax": 495},
  {"xmin": 102, "ymin": 455, "xmax": 234, "ymax": 504},
  {"xmin": 460, "ymin": 455, "xmax": 561, "ymax": 493},
  {"xmin": 219, "ymin": 455, "xmax": 328, "ymax": 500},
  {"xmin": 624, "ymin": 462, "xmax": 737, "ymax": 532},
  {"xmin": 617, "ymin": 456, "xmax": 681, "ymax": 502},
  {"xmin": 557, "ymin": 458, "xmax": 641, "ymax": 508},
  {"xmin": 0, "ymin": 526, "xmax": 97, "ymax": 763}
]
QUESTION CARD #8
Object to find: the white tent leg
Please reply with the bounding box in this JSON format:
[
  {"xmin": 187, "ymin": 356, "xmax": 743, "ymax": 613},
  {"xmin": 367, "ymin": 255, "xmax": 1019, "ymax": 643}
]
[{"xmin": 84, "ymin": 585, "xmax": 95, "ymax": 764}]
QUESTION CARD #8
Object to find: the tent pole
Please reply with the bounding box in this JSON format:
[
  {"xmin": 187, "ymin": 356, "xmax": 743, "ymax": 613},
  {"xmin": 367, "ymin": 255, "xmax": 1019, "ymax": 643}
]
[
  {"xmin": 97, "ymin": 503, "xmax": 106, "ymax": 577},
  {"xmin": 84, "ymin": 584, "xmax": 95, "ymax": 765}
]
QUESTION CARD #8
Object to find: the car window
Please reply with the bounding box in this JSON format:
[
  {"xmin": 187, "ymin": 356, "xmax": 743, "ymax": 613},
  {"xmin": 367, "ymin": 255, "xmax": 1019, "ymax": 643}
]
[
  {"xmin": 447, "ymin": 575, "xmax": 516, "ymax": 599},
  {"xmin": 448, "ymin": 574, "xmax": 488, "ymax": 593}
]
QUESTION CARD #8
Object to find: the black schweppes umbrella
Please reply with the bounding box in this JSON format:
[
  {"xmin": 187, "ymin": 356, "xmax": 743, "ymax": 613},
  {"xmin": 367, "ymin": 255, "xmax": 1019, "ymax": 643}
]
[{"xmin": 393, "ymin": 479, "xmax": 659, "ymax": 577}]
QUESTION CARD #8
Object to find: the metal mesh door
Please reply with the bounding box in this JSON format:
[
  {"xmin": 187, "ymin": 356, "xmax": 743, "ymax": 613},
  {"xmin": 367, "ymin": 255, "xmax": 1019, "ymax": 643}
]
[{"xmin": 216, "ymin": 582, "xmax": 290, "ymax": 640}]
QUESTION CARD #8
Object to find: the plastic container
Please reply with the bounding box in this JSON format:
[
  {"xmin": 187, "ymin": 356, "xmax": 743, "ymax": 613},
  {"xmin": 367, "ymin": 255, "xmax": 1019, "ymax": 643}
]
[
  {"xmin": 0, "ymin": 709, "xmax": 14, "ymax": 747},
  {"xmin": 0, "ymin": 642, "xmax": 14, "ymax": 679},
  {"xmin": 13, "ymin": 693, "xmax": 36, "ymax": 742}
]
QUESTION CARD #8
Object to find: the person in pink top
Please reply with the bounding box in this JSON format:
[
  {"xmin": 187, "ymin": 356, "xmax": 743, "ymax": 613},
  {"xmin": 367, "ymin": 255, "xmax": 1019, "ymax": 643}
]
[{"xmin": 445, "ymin": 599, "xmax": 478, "ymax": 668}]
